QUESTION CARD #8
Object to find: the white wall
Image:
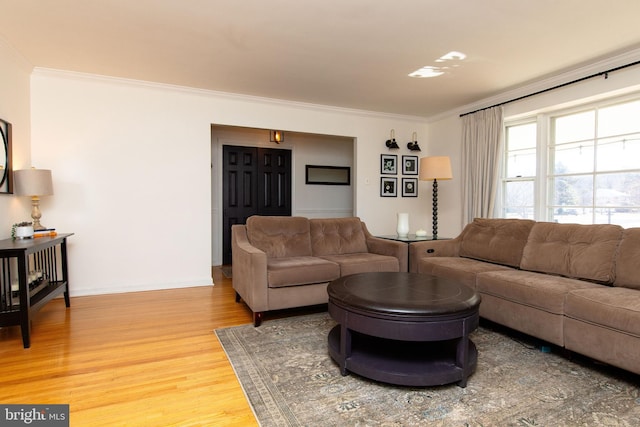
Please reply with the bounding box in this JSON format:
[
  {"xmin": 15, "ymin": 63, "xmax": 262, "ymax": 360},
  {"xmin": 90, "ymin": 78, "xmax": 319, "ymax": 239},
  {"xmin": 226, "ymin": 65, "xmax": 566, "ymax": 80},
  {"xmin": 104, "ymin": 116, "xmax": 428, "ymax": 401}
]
[
  {"xmin": 30, "ymin": 69, "xmax": 427, "ymax": 295},
  {"xmin": 0, "ymin": 38, "xmax": 33, "ymax": 235}
]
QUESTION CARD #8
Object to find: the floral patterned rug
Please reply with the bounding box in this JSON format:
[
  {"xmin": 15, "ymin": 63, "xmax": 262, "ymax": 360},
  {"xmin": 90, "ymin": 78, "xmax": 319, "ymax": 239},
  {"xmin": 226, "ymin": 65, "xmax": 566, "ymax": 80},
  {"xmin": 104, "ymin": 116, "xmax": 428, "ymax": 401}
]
[{"xmin": 215, "ymin": 312, "xmax": 640, "ymax": 426}]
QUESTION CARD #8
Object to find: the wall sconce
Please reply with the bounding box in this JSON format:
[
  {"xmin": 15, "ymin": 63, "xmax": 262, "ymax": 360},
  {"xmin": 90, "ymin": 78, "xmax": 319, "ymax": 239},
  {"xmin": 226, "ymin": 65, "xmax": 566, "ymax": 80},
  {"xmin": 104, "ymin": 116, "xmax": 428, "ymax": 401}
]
[
  {"xmin": 407, "ymin": 132, "xmax": 421, "ymax": 151},
  {"xmin": 385, "ymin": 129, "xmax": 399, "ymax": 149},
  {"xmin": 14, "ymin": 168, "xmax": 54, "ymax": 230},
  {"xmin": 270, "ymin": 130, "xmax": 284, "ymax": 144}
]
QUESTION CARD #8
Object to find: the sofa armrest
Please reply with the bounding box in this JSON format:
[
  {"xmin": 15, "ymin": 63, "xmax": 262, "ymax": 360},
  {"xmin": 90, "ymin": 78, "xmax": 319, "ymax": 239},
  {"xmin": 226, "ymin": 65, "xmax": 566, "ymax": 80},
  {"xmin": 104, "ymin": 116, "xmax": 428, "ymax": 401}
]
[
  {"xmin": 231, "ymin": 224, "xmax": 269, "ymax": 312},
  {"xmin": 361, "ymin": 222, "xmax": 408, "ymax": 272},
  {"xmin": 409, "ymin": 238, "xmax": 462, "ymax": 272}
]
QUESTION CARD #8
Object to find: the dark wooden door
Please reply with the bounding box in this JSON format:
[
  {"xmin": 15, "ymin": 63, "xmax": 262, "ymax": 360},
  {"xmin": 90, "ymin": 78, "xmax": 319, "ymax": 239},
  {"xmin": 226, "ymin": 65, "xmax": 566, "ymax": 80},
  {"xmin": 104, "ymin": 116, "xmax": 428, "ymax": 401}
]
[
  {"xmin": 257, "ymin": 148, "xmax": 292, "ymax": 216},
  {"xmin": 222, "ymin": 145, "xmax": 292, "ymax": 265}
]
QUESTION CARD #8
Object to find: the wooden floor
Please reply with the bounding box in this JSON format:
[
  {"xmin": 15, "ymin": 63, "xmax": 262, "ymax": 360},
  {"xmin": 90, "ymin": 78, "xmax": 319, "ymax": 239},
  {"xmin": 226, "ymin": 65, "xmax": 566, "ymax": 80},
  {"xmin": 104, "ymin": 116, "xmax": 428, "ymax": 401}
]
[{"xmin": 0, "ymin": 267, "xmax": 258, "ymax": 426}]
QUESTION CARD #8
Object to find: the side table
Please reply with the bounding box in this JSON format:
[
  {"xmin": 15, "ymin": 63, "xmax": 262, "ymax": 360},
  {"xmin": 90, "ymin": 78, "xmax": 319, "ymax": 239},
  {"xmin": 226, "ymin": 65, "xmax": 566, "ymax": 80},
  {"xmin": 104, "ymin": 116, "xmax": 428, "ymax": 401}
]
[{"xmin": 377, "ymin": 234, "xmax": 450, "ymax": 270}]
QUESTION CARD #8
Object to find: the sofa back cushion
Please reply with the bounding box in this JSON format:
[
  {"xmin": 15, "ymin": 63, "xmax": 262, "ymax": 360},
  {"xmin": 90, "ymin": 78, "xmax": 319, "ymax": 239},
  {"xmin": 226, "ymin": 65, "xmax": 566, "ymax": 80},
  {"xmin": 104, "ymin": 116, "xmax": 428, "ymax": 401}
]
[
  {"xmin": 459, "ymin": 218, "xmax": 536, "ymax": 267},
  {"xmin": 310, "ymin": 217, "xmax": 368, "ymax": 256},
  {"xmin": 614, "ymin": 227, "xmax": 640, "ymax": 289},
  {"xmin": 521, "ymin": 222, "xmax": 623, "ymax": 283},
  {"xmin": 246, "ymin": 216, "xmax": 312, "ymax": 258}
]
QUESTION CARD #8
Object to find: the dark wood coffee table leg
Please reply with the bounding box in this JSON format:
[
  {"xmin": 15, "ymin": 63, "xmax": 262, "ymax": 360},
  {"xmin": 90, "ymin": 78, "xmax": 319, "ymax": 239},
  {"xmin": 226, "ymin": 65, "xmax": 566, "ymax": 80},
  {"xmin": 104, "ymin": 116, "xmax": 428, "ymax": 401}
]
[
  {"xmin": 456, "ymin": 335, "xmax": 471, "ymax": 387},
  {"xmin": 339, "ymin": 323, "xmax": 351, "ymax": 375}
]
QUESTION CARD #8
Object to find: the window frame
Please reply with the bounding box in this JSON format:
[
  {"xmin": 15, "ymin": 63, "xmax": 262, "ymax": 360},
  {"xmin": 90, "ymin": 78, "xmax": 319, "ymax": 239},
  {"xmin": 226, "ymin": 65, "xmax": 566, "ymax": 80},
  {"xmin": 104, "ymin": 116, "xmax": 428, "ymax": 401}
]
[{"xmin": 500, "ymin": 92, "xmax": 640, "ymax": 225}]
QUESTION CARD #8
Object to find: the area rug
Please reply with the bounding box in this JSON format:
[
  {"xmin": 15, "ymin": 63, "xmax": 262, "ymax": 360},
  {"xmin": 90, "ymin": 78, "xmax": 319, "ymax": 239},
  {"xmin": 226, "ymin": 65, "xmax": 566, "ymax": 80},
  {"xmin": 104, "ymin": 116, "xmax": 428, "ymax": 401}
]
[{"xmin": 215, "ymin": 312, "xmax": 640, "ymax": 426}]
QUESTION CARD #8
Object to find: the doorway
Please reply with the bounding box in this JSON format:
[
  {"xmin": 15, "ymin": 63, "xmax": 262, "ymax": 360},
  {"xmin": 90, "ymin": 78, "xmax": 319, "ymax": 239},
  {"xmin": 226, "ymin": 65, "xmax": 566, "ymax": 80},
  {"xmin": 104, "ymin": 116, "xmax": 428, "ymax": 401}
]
[{"xmin": 222, "ymin": 145, "xmax": 292, "ymax": 264}]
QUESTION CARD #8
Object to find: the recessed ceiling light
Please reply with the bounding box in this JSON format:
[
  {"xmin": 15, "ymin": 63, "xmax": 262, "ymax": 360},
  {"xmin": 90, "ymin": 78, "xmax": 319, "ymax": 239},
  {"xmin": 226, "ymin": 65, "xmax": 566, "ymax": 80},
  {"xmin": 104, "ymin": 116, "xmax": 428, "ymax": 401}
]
[
  {"xmin": 409, "ymin": 51, "xmax": 466, "ymax": 78},
  {"xmin": 439, "ymin": 51, "xmax": 466, "ymax": 61},
  {"xmin": 408, "ymin": 66, "xmax": 445, "ymax": 78}
]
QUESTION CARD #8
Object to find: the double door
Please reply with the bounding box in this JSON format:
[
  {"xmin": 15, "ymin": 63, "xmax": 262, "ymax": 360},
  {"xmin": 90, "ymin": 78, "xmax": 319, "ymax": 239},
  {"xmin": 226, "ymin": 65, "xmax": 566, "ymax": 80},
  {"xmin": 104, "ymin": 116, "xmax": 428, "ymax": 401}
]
[{"xmin": 222, "ymin": 145, "xmax": 292, "ymax": 265}]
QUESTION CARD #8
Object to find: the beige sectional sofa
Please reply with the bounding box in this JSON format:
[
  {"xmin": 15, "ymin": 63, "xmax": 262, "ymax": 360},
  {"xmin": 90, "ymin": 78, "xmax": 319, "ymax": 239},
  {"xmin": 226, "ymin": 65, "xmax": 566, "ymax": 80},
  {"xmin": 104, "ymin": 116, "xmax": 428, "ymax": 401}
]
[
  {"xmin": 409, "ymin": 218, "xmax": 640, "ymax": 375},
  {"xmin": 232, "ymin": 216, "xmax": 407, "ymax": 326}
]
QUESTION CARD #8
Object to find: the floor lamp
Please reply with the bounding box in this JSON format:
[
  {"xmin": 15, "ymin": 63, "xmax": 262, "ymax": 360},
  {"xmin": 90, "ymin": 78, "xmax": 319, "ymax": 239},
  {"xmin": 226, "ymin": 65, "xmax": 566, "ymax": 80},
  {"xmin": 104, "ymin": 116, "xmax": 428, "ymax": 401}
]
[{"xmin": 419, "ymin": 156, "xmax": 452, "ymax": 240}]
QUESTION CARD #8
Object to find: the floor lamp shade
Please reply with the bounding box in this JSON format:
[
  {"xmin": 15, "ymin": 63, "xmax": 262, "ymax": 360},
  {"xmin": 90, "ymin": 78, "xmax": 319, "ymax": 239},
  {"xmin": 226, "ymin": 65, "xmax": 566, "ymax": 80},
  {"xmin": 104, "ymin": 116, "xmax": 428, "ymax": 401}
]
[
  {"xmin": 418, "ymin": 156, "xmax": 453, "ymax": 181},
  {"xmin": 14, "ymin": 169, "xmax": 54, "ymax": 230},
  {"xmin": 419, "ymin": 156, "xmax": 452, "ymax": 239}
]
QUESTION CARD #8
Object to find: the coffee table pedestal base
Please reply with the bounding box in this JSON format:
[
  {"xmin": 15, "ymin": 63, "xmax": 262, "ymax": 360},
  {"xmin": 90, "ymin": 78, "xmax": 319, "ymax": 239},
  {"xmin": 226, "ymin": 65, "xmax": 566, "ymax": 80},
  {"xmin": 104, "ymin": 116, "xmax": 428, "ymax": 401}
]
[{"xmin": 328, "ymin": 325, "xmax": 477, "ymax": 387}]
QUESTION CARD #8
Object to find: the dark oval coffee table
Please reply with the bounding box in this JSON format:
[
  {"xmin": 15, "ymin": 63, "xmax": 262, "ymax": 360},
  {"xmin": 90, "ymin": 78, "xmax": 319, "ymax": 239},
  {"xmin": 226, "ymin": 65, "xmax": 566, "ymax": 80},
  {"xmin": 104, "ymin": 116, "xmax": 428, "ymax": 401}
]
[{"xmin": 327, "ymin": 272, "xmax": 481, "ymax": 387}]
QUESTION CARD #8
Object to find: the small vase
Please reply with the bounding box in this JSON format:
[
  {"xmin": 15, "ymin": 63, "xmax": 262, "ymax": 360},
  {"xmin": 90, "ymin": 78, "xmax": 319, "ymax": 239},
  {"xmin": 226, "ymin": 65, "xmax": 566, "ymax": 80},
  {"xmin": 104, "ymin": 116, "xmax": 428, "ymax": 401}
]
[{"xmin": 397, "ymin": 213, "xmax": 409, "ymax": 237}]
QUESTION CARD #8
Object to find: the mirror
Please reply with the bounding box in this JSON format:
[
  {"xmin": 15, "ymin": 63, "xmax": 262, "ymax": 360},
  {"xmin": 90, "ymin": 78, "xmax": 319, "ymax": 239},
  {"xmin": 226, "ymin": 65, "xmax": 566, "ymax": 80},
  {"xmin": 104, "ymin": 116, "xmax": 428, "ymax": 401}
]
[
  {"xmin": 0, "ymin": 118, "xmax": 12, "ymax": 194},
  {"xmin": 305, "ymin": 165, "xmax": 351, "ymax": 185}
]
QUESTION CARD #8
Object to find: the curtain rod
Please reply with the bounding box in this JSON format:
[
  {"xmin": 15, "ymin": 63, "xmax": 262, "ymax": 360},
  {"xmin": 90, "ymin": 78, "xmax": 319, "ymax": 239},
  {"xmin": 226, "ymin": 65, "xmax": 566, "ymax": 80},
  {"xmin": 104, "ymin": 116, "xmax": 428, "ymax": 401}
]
[{"xmin": 459, "ymin": 59, "xmax": 640, "ymax": 117}]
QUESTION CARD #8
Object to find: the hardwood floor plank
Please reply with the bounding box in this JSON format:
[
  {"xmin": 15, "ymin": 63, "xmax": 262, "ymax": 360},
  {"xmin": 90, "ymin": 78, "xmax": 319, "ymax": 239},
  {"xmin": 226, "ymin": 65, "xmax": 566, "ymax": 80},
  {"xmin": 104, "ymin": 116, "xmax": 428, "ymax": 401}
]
[{"xmin": 0, "ymin": 267, "xmax": 258, "ymax": 426}]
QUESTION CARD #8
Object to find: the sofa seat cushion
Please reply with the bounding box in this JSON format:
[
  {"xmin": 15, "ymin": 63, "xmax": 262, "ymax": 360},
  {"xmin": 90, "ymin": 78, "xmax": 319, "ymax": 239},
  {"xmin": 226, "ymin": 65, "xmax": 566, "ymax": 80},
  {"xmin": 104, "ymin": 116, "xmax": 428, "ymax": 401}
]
[
  {"xmin": 319, "ymin": 253, "xmax": 399, "ymax": 276},
  {"xmin": 267, "ymin": 256, "xmax": 340, "ymax": 288},
  {"xmin": 476, "ymin": 270, "xmax": 601, "ymax": 314},
  {"xmin": 565, "ymin": 287, "xmax": 640, "ymax": 337},
  {"xmin": 459, "ymin": 218, "xmax": 535, "ymax": 267},
  {"xmin": 417, "ymin": 257, "xmax": 513, "ymax": 289},
  {"xmin": 520, "ymin": 222, "xmax": 623, "ymax": 284},
  {"xmin": 247, "ymin": 216, "xmax": 312, "ymax": 258},
  {"xmin": 310, "ymin": 217, "xmax": 368, "ymax": 256}
]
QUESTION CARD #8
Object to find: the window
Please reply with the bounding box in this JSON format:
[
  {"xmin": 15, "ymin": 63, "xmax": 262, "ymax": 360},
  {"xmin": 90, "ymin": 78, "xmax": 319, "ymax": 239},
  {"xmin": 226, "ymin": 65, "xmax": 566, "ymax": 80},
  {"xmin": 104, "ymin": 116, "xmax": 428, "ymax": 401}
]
[
  {"xmin": 502, "ymin": 95, "xmax": 640, "ymax": 227},
  {"xmin": 502, "ymin": 121, "xmax": 537, "ymax": 219}
]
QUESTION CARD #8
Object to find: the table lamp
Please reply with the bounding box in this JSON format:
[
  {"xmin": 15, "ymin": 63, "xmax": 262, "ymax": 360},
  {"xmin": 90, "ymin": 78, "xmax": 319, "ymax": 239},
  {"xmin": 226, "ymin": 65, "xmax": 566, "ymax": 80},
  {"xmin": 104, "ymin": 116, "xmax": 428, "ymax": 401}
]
[
  {"xmin": 419, "ymin": 156, "xmax": 452, "ymax": 239},
  {"xmin": 14, "ymin": 168, "xmax": 54, "ymax": 230}
]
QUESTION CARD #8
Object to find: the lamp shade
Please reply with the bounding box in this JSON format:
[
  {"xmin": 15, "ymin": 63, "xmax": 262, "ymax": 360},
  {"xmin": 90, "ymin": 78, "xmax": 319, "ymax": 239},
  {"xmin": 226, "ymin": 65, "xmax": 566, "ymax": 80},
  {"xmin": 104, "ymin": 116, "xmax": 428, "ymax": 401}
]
[
  {"xmin": 419, "ymin": 156, "xmax": 453, "ymax": 181},
  {"xmin": 14, "ymin": 169, "xmax": 54, "ymax": 196}
]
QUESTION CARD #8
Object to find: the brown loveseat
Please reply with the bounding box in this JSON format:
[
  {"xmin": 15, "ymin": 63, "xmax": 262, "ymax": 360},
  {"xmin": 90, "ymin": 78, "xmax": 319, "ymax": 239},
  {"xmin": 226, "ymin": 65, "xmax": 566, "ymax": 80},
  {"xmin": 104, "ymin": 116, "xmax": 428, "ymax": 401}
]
[
  {"xmin": 232, "ymin": 216, "xmax": 407, "ymax": 326},
  {"xmin": 409, "ymin": 218, "xmax": 640, "ymax": 376}
]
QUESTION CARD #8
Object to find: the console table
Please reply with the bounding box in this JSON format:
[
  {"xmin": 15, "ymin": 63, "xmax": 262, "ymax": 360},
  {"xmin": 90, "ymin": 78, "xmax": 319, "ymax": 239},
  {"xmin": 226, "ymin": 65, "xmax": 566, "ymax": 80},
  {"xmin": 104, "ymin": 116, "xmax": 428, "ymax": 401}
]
[{"xmin": 0, "ymin": 233, "xmax": 73, "ymax": 348}]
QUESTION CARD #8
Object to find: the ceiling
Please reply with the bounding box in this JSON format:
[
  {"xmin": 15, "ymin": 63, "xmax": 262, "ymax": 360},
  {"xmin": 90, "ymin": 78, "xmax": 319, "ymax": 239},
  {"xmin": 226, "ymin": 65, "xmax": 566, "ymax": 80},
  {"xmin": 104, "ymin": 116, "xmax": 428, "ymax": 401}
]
[{"xmin": 1, "ymin": 0, "xmax": 640, "ymax": 118}]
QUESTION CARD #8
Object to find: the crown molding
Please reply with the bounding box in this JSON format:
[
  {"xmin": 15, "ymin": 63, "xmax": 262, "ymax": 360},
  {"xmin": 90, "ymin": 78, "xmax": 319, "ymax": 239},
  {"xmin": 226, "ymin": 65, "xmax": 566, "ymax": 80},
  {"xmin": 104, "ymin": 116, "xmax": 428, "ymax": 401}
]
[{"xmin": 31, "ymin": 67, "xmax": 426, "ymax": 123}]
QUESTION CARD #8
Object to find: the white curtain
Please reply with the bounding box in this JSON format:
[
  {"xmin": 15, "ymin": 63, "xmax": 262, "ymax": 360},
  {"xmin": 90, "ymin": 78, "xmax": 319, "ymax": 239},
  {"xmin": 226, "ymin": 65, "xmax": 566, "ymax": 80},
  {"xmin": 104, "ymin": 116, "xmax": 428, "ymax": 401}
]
[{"xmin": 461, "ymin": 106, "xmax": 504, "ymax": 226}]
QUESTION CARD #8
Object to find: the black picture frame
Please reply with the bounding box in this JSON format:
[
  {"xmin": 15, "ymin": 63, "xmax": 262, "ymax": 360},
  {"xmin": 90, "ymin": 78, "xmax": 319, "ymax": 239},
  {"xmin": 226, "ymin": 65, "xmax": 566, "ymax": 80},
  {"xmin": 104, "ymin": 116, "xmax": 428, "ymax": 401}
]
[
  {"xmin": 381, "ymin": 154, "xmax": 397, "ymax": 175},
  {"xmin": 402, "ymin": 155, "xmax": 419, "ymax": 175},
  {"xmin": 402, "ymin": 177, "xmax": 418, "ymax": 197},
  {"xmin": 305, "ymin": 165, "xmax": 351, "ymax": 185},
  {"xmin": 0, "ymin": 118, "xmax": 13, "ymax": 194},
  {"xmin": 380, "ymin": 177, "xmax": 397, "ymax": 197}
]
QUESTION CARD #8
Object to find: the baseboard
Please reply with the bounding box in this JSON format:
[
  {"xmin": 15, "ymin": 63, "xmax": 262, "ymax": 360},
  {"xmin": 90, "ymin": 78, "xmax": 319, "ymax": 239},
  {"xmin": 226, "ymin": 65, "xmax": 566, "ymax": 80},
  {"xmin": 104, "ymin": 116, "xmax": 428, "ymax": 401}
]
[{"xmin": 69, "ymin": 278, "xmax": 214, "ymax": 297}]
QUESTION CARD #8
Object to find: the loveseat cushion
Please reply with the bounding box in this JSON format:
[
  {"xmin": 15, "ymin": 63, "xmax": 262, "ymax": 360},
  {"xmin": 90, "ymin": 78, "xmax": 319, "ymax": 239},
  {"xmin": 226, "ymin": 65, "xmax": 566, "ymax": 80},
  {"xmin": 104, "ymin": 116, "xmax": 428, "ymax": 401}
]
[
  {"xmin": 247, "ymin": 216, "xmax": 312, "ymax": 258},
  {"xmin": 458, "ymin": 218, "xmax": 535, "ymax": 268},
  {"xmin": 613, "ymin": 227, "xmax": 640, "ymax": 290},
  {"xmin": 310, "ymin": 217, "xmax": 368, "ymax": 256},
  {"xmin": 520, "ymin": 222, "xmax": 623, "ymax": 284},
  {"xmin": 477, "ymin": 269, "xmax": 601, "ymax": 314},
  {"xmin": 565, "ymin": 287, "xmax": 640, "ymax": 337},
  {"xmin": 267, "ymin": 256, "xmax": 340, "ymax": 288},
  {"xmin": 319, "ymin": 253, "xmax": 399, "ymax": 276}
]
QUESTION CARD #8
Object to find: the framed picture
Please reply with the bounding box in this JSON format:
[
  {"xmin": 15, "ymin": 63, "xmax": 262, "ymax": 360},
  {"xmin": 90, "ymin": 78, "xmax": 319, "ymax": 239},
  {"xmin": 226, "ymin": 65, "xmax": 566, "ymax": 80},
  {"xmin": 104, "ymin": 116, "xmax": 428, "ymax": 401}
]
[
  {"xmin": 0, "ymin": 118, "xmax": 13, "ymax": 194},
  {"xmin": 305, "ymin": 165, "xmax": 351, "ymax": 185},
  {"xmin": 380, "ymin": 177, "xmax": 397, "ymax": 197},
  {"xmin": 402, "ymin": 155, "xmax": 418, "ymax": 175},
  {"xmin": 381, "ymin": 154, "xmax": 397, "ymax": 175},
  {"xmin": 402, "ymin": 178, "xmax": 418, "ymax": 197}
]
